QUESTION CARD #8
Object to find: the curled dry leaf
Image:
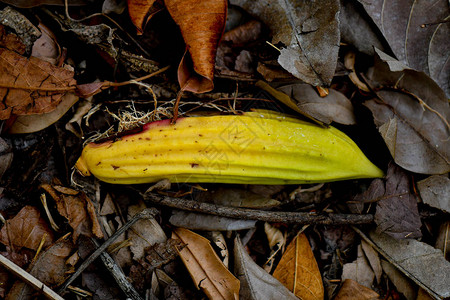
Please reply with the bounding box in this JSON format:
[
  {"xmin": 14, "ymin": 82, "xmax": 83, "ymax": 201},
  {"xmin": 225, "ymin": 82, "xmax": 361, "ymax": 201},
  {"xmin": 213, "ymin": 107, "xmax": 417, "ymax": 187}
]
[
  {"xmin": 365, "ymin": 49, "xmax": 450, "ymax": 174},
  {"xmin": 31, "ymin": 23, "xmax": 61, "ymax": 65},
  {"xmin": 0, "ymin": 47, "xmax": 76, "ymax": 120},
  {"xmin": 272, "ymin": 233, "xmax": 324, "ymax": 300},
  {"xmin": 358, "ymin": 0, "xmax": 450, "ymax": 96},
  {"xmin": 334, "ymin": 279, "xmax": 379, "ymax": 300},
  {"xmin": 233, "ymin": 236, "xmax": 298, "ymax": 300},
  {"xmin": 127, "ymin": 0, "xmax": 157, "ymax": 34},
  {"xmin": 5, "ymin": 235, "xmax": 74, "ymax": 300},
  {"xmin": 172, "ymin": 228, "xmax": 239, "ymax": 300},
  {"xmin": 0, "ymin": 205, "xmax": 54, "ymax": 251},
  {"xmin": 165, "ymin": 0, "xmax": 227, "ymax": 93},
  {"xmin": 41, "ymin": 184, "xmax": 103, "ymax": 242},
  {"xmin": 231, "ymin": 0, "xmax": 340, "ymax": 86}
]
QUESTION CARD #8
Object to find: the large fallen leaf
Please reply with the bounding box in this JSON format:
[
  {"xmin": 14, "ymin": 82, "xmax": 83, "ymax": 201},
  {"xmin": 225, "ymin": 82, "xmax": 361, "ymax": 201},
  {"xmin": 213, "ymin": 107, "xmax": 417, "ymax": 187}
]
[
  {"xmin": 358, "ymin": 0, "xmax": 450, "ymax": 96},
  {"xmin": 369, "ymin": 230, "xmax": 450, "ymax": 299},
  {"xmin": 334, "ymin": 279, "xmax": 379, "ymax": 300},
  {"xmin": 0, "ymin": 47, "xmax": 76, "ymax": 120},
  {"xmin": 0, "ymin": 206, "xmax": 54, "ymax": 251},
  {"xmin": 364, "ymin": 49, "xmax": 450, "ymax": 174},
  {"xmin": 381, "ymin": 259, "xmax": 417, "ymax": 300},
  {"xmin": 169, "ymin": 210, "xmax": 256, "ymax": 231},
  {"xmin": 417, "ymin": 175, "xmax": 450, "ymax": 213},
  {"xmin": 365, "ymin": 163, "xmax": 422, "ymax": 239},
  {"xmin": 172, "ymin": 228, "xmax": 239, "ymax": 300},
  {"xmin": 165, "ymin": 0, "xmax": 227, "ymax": 93},
  {"xmin": 272, "ymin": 233, "xmax": 324, "ymax": 300},
  {"xmin": 277, "ymin": 83, "xmax": 356, "ymax": 125},
  {"xmin": 231, "ymin": 0, "xmax": 340, "ymax": 86},
  {"xmin": 41, "ymin": 184, "xmax": 103, "ymax": 242},
  {"xmin": 6, "ymin": 235, "xmax": 74, "ymax": 300},
  {"xmin": 233, "ymin": 236, "xmax": 298, "ymax": 300}
]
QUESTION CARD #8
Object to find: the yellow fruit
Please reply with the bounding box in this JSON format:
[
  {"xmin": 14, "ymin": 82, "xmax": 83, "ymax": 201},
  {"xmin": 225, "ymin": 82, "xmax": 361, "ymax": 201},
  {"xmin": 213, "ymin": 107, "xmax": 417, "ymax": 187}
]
[{"xmin": 75, "ymin": 110, "xmax": 384, "ymax": 184}]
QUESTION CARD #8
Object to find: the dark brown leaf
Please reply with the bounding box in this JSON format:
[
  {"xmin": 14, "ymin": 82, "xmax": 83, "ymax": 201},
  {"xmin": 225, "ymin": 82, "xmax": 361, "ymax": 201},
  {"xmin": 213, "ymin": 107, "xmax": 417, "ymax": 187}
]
[
  {"xmin": 41, "ymin": 184, "xmax": 103, "ymax": 242},
  {"xmin": 373, "ymin": 163, "xmax": 422, "ymax": 239},
  {"xmin": 0, "ymin": 48, "xmax": 76, "ymax": 120},
  {"xmin": 0, "ymin": 24, "xmax": 26, "ymax": 54},
  {"xmin": 6, "ymin": 236, "xmax": 74, "ymax": 300},
  {"xmin": 358, "ymin": 0, "xmax": 450, "ymax": 96},
  {"xmin": 364, "ymin": 49, "xmax": 450, "ymax": 174},
  {"xmin": 334, "ymin": 279, "xmax": 379, "ymax": 300},
  {"xmin": 417, "ymin": 175, "xmax": 450, "ymax": 213},
  {"xmin": 165, "ymin": 0, "xmax": 227, "ymax": 93},
  {"xmin": 0, "ymin": 206, "xmax": 54, "ymax": 251}
]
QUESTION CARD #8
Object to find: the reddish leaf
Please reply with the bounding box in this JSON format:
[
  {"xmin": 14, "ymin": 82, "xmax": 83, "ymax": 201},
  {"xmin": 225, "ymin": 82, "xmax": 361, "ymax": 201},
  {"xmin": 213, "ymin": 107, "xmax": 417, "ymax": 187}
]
[
  {"xmin": 0, "ymin": 24, "xmax": 25, "ymax": 54},
  {"xmin": 127, "ymin": 0, "xmax": 158, "ymax": 34},
  {"xmin": 0, "ymin": 47, "xmax": 76, "ymax": 120},
  {"xmin": 0, "ymin": 206, "xmax": 54, "ymax": 251},
  {"xmin": 165, "ymin": 0, "xmax": 227, "ymax": 93}
]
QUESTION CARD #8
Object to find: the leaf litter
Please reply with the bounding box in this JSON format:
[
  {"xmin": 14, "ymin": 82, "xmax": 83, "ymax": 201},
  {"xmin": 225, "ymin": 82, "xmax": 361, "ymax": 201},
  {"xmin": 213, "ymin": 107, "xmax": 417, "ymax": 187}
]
[{"xmin": 0, "ymin": 1, "xmax": 448, "ymax": 299}]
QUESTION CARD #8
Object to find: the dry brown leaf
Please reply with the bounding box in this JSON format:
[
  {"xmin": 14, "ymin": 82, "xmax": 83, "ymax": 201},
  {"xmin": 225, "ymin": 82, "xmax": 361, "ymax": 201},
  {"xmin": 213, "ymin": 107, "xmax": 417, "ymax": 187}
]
[
  {"xmin": 0, "ymin": 24, "xmax": 25, "ymax": 54},
  {"xmin": 172, "ymin": 228, "xmax": 239, "ymax": 300},
  {"xmin": 0, "ymin": 47, "xmax": 76, "ymax": 120},
  {"xmin": 127, "ymin": 0, "xmax": 157, "ymax": 34},
  {"xmin": 264, "ymin": 222, "xmax": 285, "ymax": 272},
  {"xmin": 41, "ymin": 184, "xmax": 103, "ymax": 242},
  {"xmin": 273, "ymin": 232, "xmax": 324, "ymax": 300},
  {"xmin": 0, "ymin": 206, "xmax": 54, "ymax": 251},
  {"xmin": 6, "ymin": 235, "xmax": 75, "ymax": 300},
  {"xmin": 334, "ymin": 279, "xmax": 379, "ymax": 300},
  {"xmin": 165, "ymin": 0, "xmax": 227, "ymax": 93}
]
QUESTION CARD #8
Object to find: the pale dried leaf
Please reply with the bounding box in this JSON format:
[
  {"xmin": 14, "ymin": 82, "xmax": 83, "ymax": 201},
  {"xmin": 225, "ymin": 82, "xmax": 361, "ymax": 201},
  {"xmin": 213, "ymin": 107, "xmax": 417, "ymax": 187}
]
[
  {"xmin": 417, "ymin": 175, "xmax": 450, "ymax": 213},
  {"xmin": 272, "ymin": 233, "xmax": 324, "ymax": 299},
  {"xmin": 361, "ymin": 240, "xmax": 382, "ymax": 284},
  {"xmin": 381, "ymin": 260, "xmax": 417, "ymax": 300},
  {"xmin": 370, "ymin": 230, "xmax": 450, "ymax": 299},
  {"xmin": 172, "ymin": 228, "xmax": 239, "ymax": 300},
  {"xmin": 342, "ymin": 244, "xmax": 375, "ymax": 288},
  {"xmin": 277, "ymin": 83, "xmax": 356, "ymax": 125},
  {"xmin": 128, "ymin": 202, "xmax": 167, "ymax": 261},
  {"xmin": 233, "ymin": 236, "xmax": 298, "ymax": 300}
]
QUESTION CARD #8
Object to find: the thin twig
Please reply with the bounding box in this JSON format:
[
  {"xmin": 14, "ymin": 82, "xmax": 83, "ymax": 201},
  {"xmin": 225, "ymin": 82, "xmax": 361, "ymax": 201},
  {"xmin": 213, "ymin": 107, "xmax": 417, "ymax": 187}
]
[
  {"xmin": 57, "ymin": 208, "xmax": 158, "ymax": 294},
  {"xmin": 91, "ymin": 238, "xmax": 144, "ymax": 300},
  {"xmin": 0, "ymin": 254, "xmax": 64, "ymax": 300},
  {"xmin": 143, "ymin": 193, "xmax": 374, "ymax": 225}
]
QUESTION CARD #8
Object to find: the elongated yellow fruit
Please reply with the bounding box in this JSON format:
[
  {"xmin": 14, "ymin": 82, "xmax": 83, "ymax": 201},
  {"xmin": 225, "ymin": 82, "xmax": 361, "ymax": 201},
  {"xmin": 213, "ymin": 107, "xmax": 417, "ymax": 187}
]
[{"xmin": 75, "ymin": 110, "xmax": 384, "ymax": 184}]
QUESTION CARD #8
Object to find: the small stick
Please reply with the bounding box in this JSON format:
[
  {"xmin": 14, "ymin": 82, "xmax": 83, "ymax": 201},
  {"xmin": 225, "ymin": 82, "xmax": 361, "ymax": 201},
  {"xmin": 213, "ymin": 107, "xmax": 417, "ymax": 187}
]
[
  {"xmin": 57, "ymin": 208, "xmax": 158, "ymax": 294},
  {"xmin": 0, "ymin": 254, "xmax": 64, "ymax": 300},
  {"xmin": 143, "ymin": 193, "xmax": 373, "ymax": 225},
  {"xmin": 91, "ymin": 238, "xmax": 144, "ymax": 300}
]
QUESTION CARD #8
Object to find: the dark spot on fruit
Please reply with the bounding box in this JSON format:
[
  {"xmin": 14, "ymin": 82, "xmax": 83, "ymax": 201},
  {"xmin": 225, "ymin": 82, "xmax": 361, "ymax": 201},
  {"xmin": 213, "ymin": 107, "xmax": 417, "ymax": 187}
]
[
  {"xmin": 199, "ymin": 134, "xmax": 203, "ymax": 137},
  {"xmin": 145, "ymin": 137, "xmax": 151, "ymax": 140},
  {"xmin": 174, "ymin": 128, "xmax": 177, "ymax": 130},
  {"xmin": 164, "ymin": 135, "xmax": 167, "ymax": 137},
  {"xmin": 191, "ymin": 163, "xmax": 199, "ymax": 168},
  {"xmin": 195, "ymin": 141, "xmax": 198, "ymax": 143},
  {"xmin": 159, "ymin": 129, "xmax": 163, "ymax": 132},
  {"xmin": 96, "ymin": 162, "xmax": 101, "ymax": 166},
  {"xmin": 112, "ymin": 165, "xmax": 119, "ymax": 170},
  {"xmin": 138, "ymin": 137, "xmax": 142, "ymax": 140},
  {"xmin": 263, "ymin": 147, "xmax": 266, "ymax": 150},
  {"xmin": 143, "ymin": 168, "xmax": 147, "ymax": 171}
]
